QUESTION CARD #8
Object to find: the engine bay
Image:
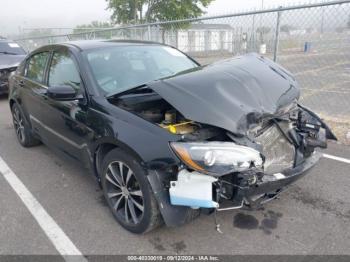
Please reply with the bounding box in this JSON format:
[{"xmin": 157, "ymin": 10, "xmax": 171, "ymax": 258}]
[
  {"xmin": 109, "ymin": 90, "xmax": 332, "ymax": 165},
  {"xmin": 109, "ymin": 90, "xmax": 226, "ymax": 141}
]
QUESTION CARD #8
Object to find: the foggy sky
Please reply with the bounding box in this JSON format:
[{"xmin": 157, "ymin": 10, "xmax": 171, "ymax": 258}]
[{"xmin": 0, "ymin": 0, "xmax": 326, "ymax": 36}]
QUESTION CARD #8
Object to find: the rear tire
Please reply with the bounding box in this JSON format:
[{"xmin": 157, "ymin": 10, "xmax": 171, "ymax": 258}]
[
  {"xmin": 11, "ymin": 103, "xmax": 41, "ymax": 147},
  {"xmin": 101, "ymin": 148, "xmax": 163, "ymax": 234}
]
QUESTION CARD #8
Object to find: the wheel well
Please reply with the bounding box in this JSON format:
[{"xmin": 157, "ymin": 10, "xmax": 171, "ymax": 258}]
[
  {"xmin": 94, "ymin": 143, "xmax": 143, "ymax": 180},
  {"xmin": 94, "ymin": 143, "xmax": 117, "ymax": 179}
]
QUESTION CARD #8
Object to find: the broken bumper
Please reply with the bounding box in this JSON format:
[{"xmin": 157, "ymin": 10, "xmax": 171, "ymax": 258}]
[
  {"xmin": 169, "ymin": 151, "xmax": 322, "ymax": 211},
  {"xmin": 228, "ymin": 151, "xmax": 322, "ymax": 209},
  {"xmin": 148, "ymin": 152, "xmax": 321, "ymax": 227},
  {"xmin": 0, "ymin": 68, "xmax": 16, "ymax": 95}
]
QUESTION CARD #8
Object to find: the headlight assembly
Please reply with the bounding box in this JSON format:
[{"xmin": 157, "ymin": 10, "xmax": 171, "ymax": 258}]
[{"xmin": 170, "ymin": 142, "xmax": 263, "ymax": 176}]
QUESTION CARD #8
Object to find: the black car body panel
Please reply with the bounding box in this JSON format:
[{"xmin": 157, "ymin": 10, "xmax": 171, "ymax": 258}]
[
  {"xmin": 8, "ymin": 40, "xmax": 336, "ymax": 229},
  {"xmin": 9, "ymin": 43, "xmax": 181, "ymax": 171},
  {"xmin": 86, "ymin": 98, "xmax": 180, "ymax": 169},
  {"xmin": 149, "ymin": 53, "xmax": 300, "ymax": 135}
]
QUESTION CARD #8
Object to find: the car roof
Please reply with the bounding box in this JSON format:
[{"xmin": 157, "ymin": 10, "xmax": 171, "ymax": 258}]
[{"xmin": 62, "ymin": 40, "xmax": 165, "ymax": 51}]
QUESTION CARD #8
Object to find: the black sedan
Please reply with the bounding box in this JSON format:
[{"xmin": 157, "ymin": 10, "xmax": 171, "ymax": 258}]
[
  {"xmin": 0, "ymin": 39, "xmax": 26, "ymax": 94},
  {"xmin": 8, "ymin": 40, "xmax": 336, "ymax": 233}
]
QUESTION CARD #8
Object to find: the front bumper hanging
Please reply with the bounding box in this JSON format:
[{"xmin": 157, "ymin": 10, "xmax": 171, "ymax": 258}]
[
  {"xmin": 233, "ymin": 151, "xmax": 321, "ymax": 208},
  {"xmin": 169, "ymin": 151, "xmax": 321, "ymax": 211},
  {"xmin": 148, "ymin": 152, "xmax": 321, "ymax": 227}
]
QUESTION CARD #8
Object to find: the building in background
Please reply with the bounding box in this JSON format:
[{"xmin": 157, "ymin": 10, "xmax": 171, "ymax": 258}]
[{"xmin": 177, "ymin": 24, "xmax": 234, "ymax": 53}]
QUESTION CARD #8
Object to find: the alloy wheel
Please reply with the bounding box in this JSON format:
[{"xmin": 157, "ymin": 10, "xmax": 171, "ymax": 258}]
[
  {"xmin": 105, "ymin": 161, "xmax": 144, "ymax": 225},
  {"xmin": 12, "ymin": 107, "xmax": 25, "ymax": 143}
]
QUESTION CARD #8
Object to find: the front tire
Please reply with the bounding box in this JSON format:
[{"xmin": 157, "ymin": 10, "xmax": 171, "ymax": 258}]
[
  {"xmin": 11, "ymin": 103, "xmax": 40, "ymax": 147},
  {"xmin": 101, "ymin": 148, "xmax": 163, "ymax": 234}
]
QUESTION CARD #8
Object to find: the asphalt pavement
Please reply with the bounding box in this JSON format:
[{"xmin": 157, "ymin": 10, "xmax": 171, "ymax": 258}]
[{"xmin": 0, "ymin": 96, "xmax": 350, "ymax": 257}]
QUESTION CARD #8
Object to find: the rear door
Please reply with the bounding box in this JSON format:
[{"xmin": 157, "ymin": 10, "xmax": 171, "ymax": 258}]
[{"xmin": 18, "ymin": 51, "xmax": 51, "ymax": 136}]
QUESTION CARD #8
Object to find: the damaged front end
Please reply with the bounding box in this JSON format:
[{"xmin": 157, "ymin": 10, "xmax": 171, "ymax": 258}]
[
  {"xmin": 109, "ymin": 53, "xmax": 336, "ymax": 227},
  {"xmin": 0, "ymin": 46, "xmax": 26, "ymax": 94},
  {"xmin": 0, "ymin": 66, "xmax": 17, "ymax": 94},
  {"xmin": 167, "ymin": 103, "xmax": 336, "ymax": 213}
]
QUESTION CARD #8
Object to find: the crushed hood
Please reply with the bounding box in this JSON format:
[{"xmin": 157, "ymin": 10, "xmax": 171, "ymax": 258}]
[
  {"xmin": 148, "ymin": 53, "xmax": 300, "ymax": 135},
  {"xmin": 0, "ymin": 54, "xmax": 26, "ymax": 70}
]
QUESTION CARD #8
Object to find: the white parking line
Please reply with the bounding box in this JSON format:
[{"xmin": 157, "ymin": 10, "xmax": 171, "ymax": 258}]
[
  {"xmin": 323, "ymin": 154, "xmax": 350, "ymax": 164},
  {"xmin": 0, "ymin": 156, "xmax": 86, "ymax": 261}
]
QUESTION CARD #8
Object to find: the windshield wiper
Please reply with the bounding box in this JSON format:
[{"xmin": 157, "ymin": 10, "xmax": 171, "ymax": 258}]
[{"xmin": 0, "ymin": 51, "xmax": 18, "ymax": 55}]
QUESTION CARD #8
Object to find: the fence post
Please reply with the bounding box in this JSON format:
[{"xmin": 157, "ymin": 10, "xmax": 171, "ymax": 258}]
[
  {"xmin": 148, "ymin": 25, "xmax": 151, "ymax": 41},
  {"xmin": 273, "ymin": 6, "xmax": 282, "ymax": 62},
  {"xmin": 251, "ymin": 14, "xmax": 255, "ymax": 52}
]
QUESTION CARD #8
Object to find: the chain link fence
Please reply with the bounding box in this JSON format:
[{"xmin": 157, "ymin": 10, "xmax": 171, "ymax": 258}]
[{"xmin": 15, "ymin": 0, "xmax": 350, "ymax": 143}]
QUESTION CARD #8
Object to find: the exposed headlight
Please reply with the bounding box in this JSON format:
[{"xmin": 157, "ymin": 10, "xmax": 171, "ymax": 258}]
[{"xmin": 170, "ymin": 142, "xmax": 263, "ymax": 176}]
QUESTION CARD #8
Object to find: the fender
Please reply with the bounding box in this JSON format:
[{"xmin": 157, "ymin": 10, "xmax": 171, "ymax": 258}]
[{"xmin": 147, "ymin": 169, "xmax": 199, "ymax": 227}]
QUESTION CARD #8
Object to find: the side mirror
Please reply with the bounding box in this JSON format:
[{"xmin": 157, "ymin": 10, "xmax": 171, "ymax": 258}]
[{"xmin": 47, "ymin": 85, "xmax": 79, "ymax": 101}]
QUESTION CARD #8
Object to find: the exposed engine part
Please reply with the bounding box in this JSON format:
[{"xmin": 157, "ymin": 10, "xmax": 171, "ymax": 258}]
[
  {"xmin": 213, "ymin": 179, "xmax": 244, "ymax": 211},
  {"xmin": 160, "ymin": 121, "xmax": 197, "ymax": 135},
  {"xmin": 140, "ymin": 109, "xmax": 163, "ymax": 122},
  {"xmin": 169, "ymin": 169, "xmax": 219, "ymax": 208},
  {"xmin": 254, "ymin": 123, "xmax": 295, "ymax": 174},
  {"xmin": 111, "ymin": 92, "xmax": 224, "ymax": 138},
  {"xmin": 214, "ymin": 170, "xmax": 285, "ymax": 210},
  {"xmin": 160, "ymin": 110, "xmax": 199, "ymax": 135},
  {"xmin": 164, "ymin": 110, "xmax": 177, "ymax": 124}
]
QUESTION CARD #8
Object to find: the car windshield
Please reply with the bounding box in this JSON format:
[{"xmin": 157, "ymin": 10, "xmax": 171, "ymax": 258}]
[
  {"xmin": 0, "ymin": 41, "xmax": 26, "ymax": 55},
  {"xmin": 84, "ymin": 45, "xmax": 198, "ymax": 95}
]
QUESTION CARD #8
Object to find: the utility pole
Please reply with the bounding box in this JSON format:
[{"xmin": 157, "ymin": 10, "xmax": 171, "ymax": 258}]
[
  {"xmin": 273, "ymin": 7, "xmax": 282, "ymax": 62},
  {"xmin": 320, "ymin": 0, "xmax": 325, "ymax": 34},
  {"xmin": 260, "ymin": 0, "xmax": 264, "ymax": 29}
]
